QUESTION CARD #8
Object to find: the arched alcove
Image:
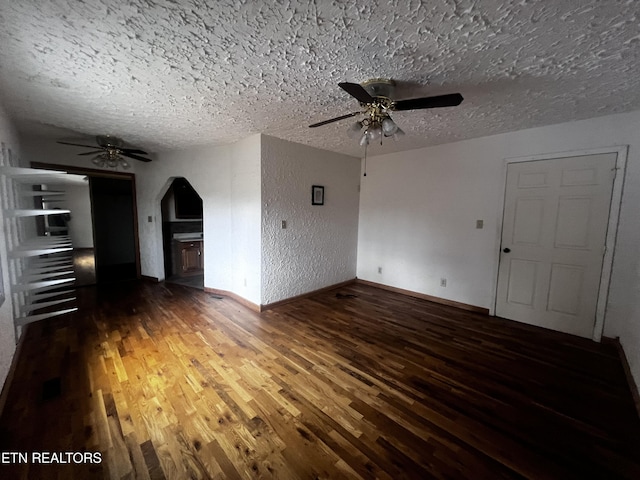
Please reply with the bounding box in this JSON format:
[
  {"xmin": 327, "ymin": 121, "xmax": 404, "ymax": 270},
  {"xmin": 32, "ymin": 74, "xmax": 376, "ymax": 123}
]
[{"xmin": 159, "ymin": 177, "xmax": 204, "ymax": 288}]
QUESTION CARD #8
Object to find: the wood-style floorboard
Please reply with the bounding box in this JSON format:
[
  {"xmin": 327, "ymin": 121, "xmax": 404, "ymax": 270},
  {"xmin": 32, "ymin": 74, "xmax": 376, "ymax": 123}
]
[{"xmin": 1, "ymin": 281, "xmax": 639, "ymax": 479}]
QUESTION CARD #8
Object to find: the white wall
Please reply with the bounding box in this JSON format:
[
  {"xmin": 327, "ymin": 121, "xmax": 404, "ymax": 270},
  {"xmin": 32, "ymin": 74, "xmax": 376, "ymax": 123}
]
[
  {"xmin": 261, "ymin": 135, "xmax": 360, "ymax": 305},
  {"xmin": 0, "ymin": 102, "xmax": 20, "ymax": 391},
  {"xmin": 357, "ymin": 109, "xmax": 640, "ymax": 392},
  {"xmin": 135, "ymin": 135, "xmax": 262, "ymax": 304}
]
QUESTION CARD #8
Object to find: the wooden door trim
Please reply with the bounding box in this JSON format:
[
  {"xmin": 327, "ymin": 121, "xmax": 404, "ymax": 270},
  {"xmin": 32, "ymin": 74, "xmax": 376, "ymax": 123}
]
[
  {"xmin": 30, "ymin": 161, "xmax": 142, "ymax": 280},
  {"xmin": 494, "ymin": 146, "xmax": 628, "ymax": 342}
]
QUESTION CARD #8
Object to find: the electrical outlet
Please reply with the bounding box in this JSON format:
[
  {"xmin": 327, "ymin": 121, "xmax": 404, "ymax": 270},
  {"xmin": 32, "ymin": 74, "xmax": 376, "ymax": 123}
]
[
  {"xmin": 378, "ymin": 267, "xmax": 382, "ymax": 274},
  {"xmin": 440, "ymin": 278, "xmax": 447, "ymax": 287},
  {"xmin": 147, "ymin": 216, "xmax": 153, "ymax": 223},
  {"xmin": 476, "ymin": 219, "xmax": 483, "ymax": 229}
]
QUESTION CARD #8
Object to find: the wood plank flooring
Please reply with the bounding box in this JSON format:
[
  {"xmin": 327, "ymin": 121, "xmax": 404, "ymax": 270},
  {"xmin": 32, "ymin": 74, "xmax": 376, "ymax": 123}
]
[{"xmin": 1, "ymin": 280, "xmax": 639, "ymax": 479}]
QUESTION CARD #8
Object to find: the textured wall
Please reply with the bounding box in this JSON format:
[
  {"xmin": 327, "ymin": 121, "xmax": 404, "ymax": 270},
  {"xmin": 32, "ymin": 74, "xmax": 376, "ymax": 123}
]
[
  {"xmin": 230, "ymin": 136, "xmax": 262, "ymax": 304},
  {"xmin": 0, "ymin": 101, "xmax": 19, "ymax": 392},
  {"xmin": 135, "ymin": 135, "xmax": 262, "ymax": 304},
  {"xmin": 358, "ymin": 108, "xmax": 640, "ymax": 393},
  {"xmin": 261, "ymin": 135, "xmax": 360, "ymax": 305}
]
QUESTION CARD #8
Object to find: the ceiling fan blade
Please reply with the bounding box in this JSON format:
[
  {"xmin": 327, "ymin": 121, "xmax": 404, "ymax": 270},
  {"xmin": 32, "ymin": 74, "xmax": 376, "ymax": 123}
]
[
  {"xmin": 120, "ymin": 152, "xmax": 151, "ymax": 162},
  {"xmin": 393, "ymin": 93, "xmax": 464, "ymax": 111},
  {"xmin": 120, "ymin": 148, "xmax": 148, "ymax": 155},
  {"xmin": 338, "ymin": 82, "xmax": 375, "ymax": 104},
  {"xmin": 309, "ymin": 112, "xmax": 359, "ymax": 128},
  {"xmin": 77, "ymin": 150, "xmax": 104, "ymax": 156},
  {"xmin": 57, "ymin": 141, "xmax": 100, "ymax": 149}
]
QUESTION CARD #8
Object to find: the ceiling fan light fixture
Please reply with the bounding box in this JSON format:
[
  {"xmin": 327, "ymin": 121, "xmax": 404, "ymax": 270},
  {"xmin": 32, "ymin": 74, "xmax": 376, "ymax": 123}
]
[
  {"xmin": 367, "ymin": 125, "xmax": 382, "ymax": 142},
  {"xmin": 57, "ymin": 135, "xmax": 149, "ymax": 168},
  {"xmin": 308, "ymin": 79, "xmax": 463, "ymax": 158},
  {"xmin": 91, "ymin": 152, "xmax": 131, "ymax": 169},
  {"xmin": 347, "ymin": 121, "xmax": 364, "ymax": 138},
  {"xmin": 382, "ymin": 117, "xmax": 398, "ymax": 136}
]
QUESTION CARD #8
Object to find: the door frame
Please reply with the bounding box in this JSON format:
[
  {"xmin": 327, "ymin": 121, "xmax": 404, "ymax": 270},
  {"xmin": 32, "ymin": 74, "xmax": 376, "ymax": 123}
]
[
  {"xmin": 493, "ymin": 146, "xmax": 628, "ymax": 342},
  {"xmin": 30, "ymin": 161, "xmax": 142, "ymax": 281}
]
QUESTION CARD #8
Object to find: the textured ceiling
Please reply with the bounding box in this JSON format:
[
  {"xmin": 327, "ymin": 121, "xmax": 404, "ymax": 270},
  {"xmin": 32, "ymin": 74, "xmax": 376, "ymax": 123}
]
[{"xmin": 0, "ymin": 0, "xmax": 639, "ymax": 157}]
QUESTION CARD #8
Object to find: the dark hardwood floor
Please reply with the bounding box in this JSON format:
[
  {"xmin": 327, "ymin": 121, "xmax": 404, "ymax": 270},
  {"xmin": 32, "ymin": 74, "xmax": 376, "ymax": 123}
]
[{"xmin": 0, "ymin": 281, "xmax": 639, "ymax": 479}]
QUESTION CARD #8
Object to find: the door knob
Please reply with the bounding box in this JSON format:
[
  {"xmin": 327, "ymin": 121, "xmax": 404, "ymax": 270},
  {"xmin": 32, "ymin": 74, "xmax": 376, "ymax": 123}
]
[{"xmin": 503, "ymin": 247, "xmax": 511, "ymax": 253}]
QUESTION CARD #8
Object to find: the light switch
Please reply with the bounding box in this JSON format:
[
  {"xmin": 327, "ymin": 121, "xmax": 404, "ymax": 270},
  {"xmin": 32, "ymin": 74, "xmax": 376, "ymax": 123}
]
[
  {"xmin": 476, "ymin": 219, "xmax": 484, "ymax": 229},
  {"xmin": 148, "ymin": 216, "xmax": 153, "ymax": 223},
  {"xmin": 281, "ymin": 220, "xmax": 287, "ymax": 229}
]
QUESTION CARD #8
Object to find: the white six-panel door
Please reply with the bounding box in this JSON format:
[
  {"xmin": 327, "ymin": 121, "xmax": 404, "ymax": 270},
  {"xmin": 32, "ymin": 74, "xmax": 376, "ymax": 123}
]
[{"xmin": 496, "ymin": 153, "xmax": 617, "ymax": 338}]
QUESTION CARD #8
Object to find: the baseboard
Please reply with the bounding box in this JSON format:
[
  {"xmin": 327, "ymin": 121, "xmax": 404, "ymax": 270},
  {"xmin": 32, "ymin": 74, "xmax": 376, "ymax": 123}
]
[
  {"xmin": 261, "ymin": 278, "xmax": 357, "ymax": 311},
  {"xmin": 204, "ymin": 288, "xmax": 261, "ymax": 312},
  {"xmin": 204, "ymin": 277, "xmax": 484, "ymax": 315},
  {"xmin": 355, "ymin": 278, "xmax": 490, "ymax": 315},
  {"xmin": 141, "ymin": 275, "xmax": 160, "ymax": 283},
  {"xmin": 0, "ymin": 324, "xmax": 29, "ymax": 418},
  {"xmin": 602, "ymin": 336, "xmax": 640, "ymax": 418}
]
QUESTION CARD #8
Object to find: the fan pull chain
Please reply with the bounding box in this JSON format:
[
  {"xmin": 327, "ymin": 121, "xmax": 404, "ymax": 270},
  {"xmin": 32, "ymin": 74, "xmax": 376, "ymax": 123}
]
[{"xmin": 363, "ymin": 141, "xmax": 368, "ymax": 177}]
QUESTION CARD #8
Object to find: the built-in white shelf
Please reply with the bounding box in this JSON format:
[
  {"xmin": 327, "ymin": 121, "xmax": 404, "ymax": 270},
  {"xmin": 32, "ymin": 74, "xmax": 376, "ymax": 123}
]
[
  {"xmin": 22, "ymin": 235, "xmax": 71, "ymax": 243},
  {"xmin": 22, "ymin": 235, "xmax": 71, "ymax": 247},
  {"xmin": 1, "ymin": 166, "xmax": 81, "ymax": 331},
  {"xmin": 10, "ymin": 247, "xmax": 73, "ymax": 258},
  {"xmin": 21, "ymin": 191, "xmax": 65, "ymax": 197},
  {"xmin": 16, "ymin": 308, "xmax": 78, "ymax": 327},
  {"xmin": 23, "ymin": 265, "xmax": 73, "ymax": 275},
  {"xmin": 0, "ymin": 167, "xmax": 86, "ymax": 186},
  {"xmin": 20, "ymin": 297, "xmax": 76, "ymax": 314},
  {"xmin": 5, "ymin": 208, "xmax": 71, "ymax": 217},
  {"xmin": 19, "ymin": 271, "xmax": 74, "ymax": 283},
  {"xmin": 11, "ymin": 277, "xmax": 75, "ymax": 293}
]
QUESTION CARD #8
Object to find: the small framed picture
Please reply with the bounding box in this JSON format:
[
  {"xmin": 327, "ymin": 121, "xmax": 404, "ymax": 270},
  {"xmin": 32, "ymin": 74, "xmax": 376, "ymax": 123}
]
[{"xmin": 312, "ymin": 185, "xmax": 324, "ymax": 205}]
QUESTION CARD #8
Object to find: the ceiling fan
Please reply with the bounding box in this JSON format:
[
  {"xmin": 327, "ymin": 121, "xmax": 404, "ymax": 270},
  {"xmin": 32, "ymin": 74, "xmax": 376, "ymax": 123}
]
[
  {"xmin": 309, "ymin": 79, "xmax": 463, "ymax": 145},
  {"xmin": 57, "ymin": 135, "xmax": 151, "ymax": 169}
]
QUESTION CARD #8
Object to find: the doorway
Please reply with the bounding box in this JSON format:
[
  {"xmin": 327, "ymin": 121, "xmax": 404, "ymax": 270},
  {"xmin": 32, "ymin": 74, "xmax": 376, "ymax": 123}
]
[
  {"xmin": 495, "ymin": 151, "xmax": 623, "ymax": 339},
  {"xmin": 31, "ymin": 162, "xmax": 141, "ymax": 285},
  {"xmin": 91, "ymin": 176, "xmax": 138, "ymax": 283}
]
